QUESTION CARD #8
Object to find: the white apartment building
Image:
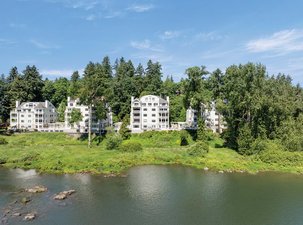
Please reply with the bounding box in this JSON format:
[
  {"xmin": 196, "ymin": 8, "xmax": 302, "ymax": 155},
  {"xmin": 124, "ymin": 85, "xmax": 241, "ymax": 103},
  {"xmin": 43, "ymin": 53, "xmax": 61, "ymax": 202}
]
[
  {"xmin": 186, "ymin": 102, "xmax": 226, "ymax": 133},
  {"xmin": 64, "ymin": 97, "xmax": 112, "ymax": 133},
  {"xmin": 130, "ymin": 95, "xmax": 169, "ymax": 133},
  {"xmin": 10, "ymin": 100, "xmax": 57, "ymax": 130}
]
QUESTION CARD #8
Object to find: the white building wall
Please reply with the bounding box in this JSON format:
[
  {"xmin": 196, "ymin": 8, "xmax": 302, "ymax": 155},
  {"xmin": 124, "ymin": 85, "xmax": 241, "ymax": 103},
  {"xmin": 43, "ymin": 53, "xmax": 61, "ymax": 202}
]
[
  {"xmin": 10, "ymin": 100, "xmax": 57, "ymax": 130},
  {"xmin": 130, "ymin": 95, "xmax": 169, "ymax": 133},
  {"xmin": 186, "ymin": 102, "xmax": 226, "ymax": 133},
  {"xmin": 64, "ymin": 97, "xmax": 112, "ymax": 133}
]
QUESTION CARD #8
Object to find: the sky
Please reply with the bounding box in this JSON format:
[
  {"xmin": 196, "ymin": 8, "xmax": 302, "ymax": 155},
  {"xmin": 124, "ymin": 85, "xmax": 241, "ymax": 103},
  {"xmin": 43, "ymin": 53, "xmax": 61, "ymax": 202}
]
[{"xmin": 1, "ymin": 0, "xmax": 303, "ymax": 84}]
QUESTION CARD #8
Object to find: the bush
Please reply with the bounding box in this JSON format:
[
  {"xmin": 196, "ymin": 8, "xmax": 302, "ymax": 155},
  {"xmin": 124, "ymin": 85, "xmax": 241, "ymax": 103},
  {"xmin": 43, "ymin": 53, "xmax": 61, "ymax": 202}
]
[
  {"xmin": 258, "ymin": 149, "xmax": 303, "ymax": 166},
  {"xmin": 180, "ymin": 130, "xmax": 189, "ymax": 146},
  {"xmin": 105, "ymin": 134, "xmax": 122, "ymax": 150},
  {"xmin": 187, "ymin": 141, "xmax": 209, "ymax": 157},
  {"xmin": 119, "ymin": 141, "xmax": 143, "ymax": 152},
  {"xmin": 0, "ymin": 137, "xmax": 8, "ymax": 145}
]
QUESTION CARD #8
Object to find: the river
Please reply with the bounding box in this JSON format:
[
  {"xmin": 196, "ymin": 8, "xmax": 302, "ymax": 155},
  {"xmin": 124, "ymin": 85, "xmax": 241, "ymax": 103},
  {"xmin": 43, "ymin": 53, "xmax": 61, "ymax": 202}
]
[{"xmin": 1, "ymin": 165, "xmax": 303, "ymax": 225}]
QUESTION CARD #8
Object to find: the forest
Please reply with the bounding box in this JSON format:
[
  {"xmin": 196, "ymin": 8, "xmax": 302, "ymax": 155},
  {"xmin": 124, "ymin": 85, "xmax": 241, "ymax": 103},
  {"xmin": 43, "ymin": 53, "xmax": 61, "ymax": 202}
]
[{"xmin": 0, "ymin": 56, "xmax": 302, "ymax": 155}]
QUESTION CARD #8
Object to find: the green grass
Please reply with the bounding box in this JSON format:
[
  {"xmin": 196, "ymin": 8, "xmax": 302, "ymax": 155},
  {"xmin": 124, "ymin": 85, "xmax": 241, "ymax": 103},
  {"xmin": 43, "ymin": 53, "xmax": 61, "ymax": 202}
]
[{"xmin": 1, "ymin": 132, "xmax": 303, "ymax": 175}]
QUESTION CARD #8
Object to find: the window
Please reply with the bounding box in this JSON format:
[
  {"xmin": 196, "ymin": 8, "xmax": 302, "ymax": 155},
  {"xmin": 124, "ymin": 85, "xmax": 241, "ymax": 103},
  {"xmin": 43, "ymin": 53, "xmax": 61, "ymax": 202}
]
[
  {"xmin": 152, "ymin": 114, "xmax": 156, "ymax": 117},
  {"xmin": 133, "ymin": 113, "xmax": 140, "ymax": 117},
  {"xmin": 21, "ymin": 114, "xmax": 24, "ymax": 117},
  {"xmin": 28, "ymin": 115, "xmax": 31, "ymax": 117},
  {"xmin": 85, "ymin": 114, "xmax": 89, "ymax": 116},
  {"xmin": 142, "ymin": 103, "xmax": 146, "ymax": 106},
  {"xmin": 143, "ymin": 108, "xmax": 147, "ymax": 111},
  {"xmin": 70, "ymin": 103, "xmax": 73, "ymax": 106},
  {"xmin": 152, "ymin": 108, "xmax": 156, "ymax": 111},
  {"xmin": 134, "ymin": 119, "xmax": 140, "ymax": 122},
  {"xmin": 28, "ymin": 120, "xmax": 31, "ymax": 123},
  {"xmin": 21, "ymin": 120, "xmax": 24, "ymax": 123},
  {"xmin": 152, "ymin": 120, "xmax": 156, "ymax": 123},
  {"xmin": 154, "ymin": 103, "xmax": 158, "ymax": 106},
  {"xmin": 143, "ymin": 125, "xmax": 147, "ymax": 128},
  {"xmin": 148, "ymin": 103, "xmax": 152, "ymax": 106},
  {"xmin": 143, "ymin": 114, "xmax": 147, "ymax": 117},
  {"xmin": 133, "ymin": 125, "xmax": 139, "ymax": 128}
]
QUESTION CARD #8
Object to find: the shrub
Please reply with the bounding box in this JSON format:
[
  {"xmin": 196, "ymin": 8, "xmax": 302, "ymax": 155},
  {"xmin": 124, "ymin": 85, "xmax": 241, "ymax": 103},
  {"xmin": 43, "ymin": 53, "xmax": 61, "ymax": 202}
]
[
  {"xmin": 180, "ymin": 130, "xmax": 189, "ymax": 146},
  {"xmin": 0, "ymin": 137, "xmax": 8, "ymax": 145},
  {"xmin": 119, "ymin": 141, "xmax": 143, "ymax": 152},
  {"xmin": 105, "ymin": 134, "xmax": 122, "ymax": 150},
  {"xmin": 258, "ymin": 149, "xmax": 303, "ymax": 166},
  {"xmin": 187, "ymin": 141, "xmax": 209, "ymax": 157}
]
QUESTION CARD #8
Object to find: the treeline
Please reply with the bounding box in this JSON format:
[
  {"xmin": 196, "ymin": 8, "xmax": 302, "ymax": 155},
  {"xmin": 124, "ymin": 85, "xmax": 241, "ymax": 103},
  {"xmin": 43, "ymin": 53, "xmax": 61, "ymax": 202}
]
[{"xmin": 0, "ymin": 57, "xmax": 302, "ymax": 153}]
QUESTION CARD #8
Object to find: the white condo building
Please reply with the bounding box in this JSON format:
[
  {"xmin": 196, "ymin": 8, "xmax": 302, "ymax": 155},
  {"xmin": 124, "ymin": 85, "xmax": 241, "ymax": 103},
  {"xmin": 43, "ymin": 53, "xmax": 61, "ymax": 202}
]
[
  {"xmin": 64, "ymin": 97, "xmax": 112, "ymax": 133},
  {"xmin": 186, "ymin": 102, "xmax": 226, "ymax": 133},
  {"xmin": 130, "ymin": 95, "xmax": 170, "ymax": 133},
  {"xmin": 10, "ymin": 100, "xmax": 57, "ymax": 130}
]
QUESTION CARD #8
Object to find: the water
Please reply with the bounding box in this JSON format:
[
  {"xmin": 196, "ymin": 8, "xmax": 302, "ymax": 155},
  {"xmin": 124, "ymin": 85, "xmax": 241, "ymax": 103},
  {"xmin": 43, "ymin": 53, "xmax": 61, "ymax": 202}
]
[{"xmin": 1, "ymin": 166, "xmax": 303, "ymax": 225}]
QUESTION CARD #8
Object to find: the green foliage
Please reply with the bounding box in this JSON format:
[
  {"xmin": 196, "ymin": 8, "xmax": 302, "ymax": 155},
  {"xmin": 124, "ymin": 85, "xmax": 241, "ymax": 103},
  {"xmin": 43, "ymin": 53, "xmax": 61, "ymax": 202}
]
[
  {"xmin": 187, "ymin": 141, "xmax": 209, "ymax": 157},
  {"xmin": 57, "ymin": 100, "xmax": 67, "ymax": 122},
  {"xmin": 197, "ymin": 118, "xmax": 207, "ymax": 141},
  {"xmin": 119, "ymin": 116, "xmax": 131, "ymax": 140},
  {"xmin": 258, "ymin": 148, "xmax": 303, "ymax": 166},
  {"xmin": 69, "ymin": 108, "xmax": 83, "ymax": 127},
  {"xmin": 180, "ymin": 130, "xmax": 189, "ymax": 146},
  {"xmin": 119, "ymin": 141, "xmax": 143, "ymax": 152},
  {"xmin": 238, "ymin": 123, "xmax": 254, "ymax": 155},
  {"xmin": 0, "ymin": 137, "xmax": 8, "ymax": 145},
  {"xmin": 105, "ymin": 134, "xmax": 122, "ymax": 150},
  {"xmin": 277, "ymin": 114, "xmax": 303, "ymax": 151}
]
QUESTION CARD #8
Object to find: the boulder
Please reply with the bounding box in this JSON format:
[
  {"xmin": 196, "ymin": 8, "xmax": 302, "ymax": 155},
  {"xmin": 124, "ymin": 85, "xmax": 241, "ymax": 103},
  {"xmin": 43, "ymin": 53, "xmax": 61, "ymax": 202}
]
[
  {"xmin": 25, "ymin": 185, "xmax": 47, "ymax": 193},
  {"xmin": 21, "ymin": 197, "xmax": 31, "ymax": 204},
  {"xmin": 23, "ymin": 213, "xmax": 36, "ymax": 221},
  {"xmin": 204, "ymin": 167, "xmax": 209, "ymax": 171},
  {"xmin": 53, "ymin": 190, "xmax": 76, "ymax": 200}
]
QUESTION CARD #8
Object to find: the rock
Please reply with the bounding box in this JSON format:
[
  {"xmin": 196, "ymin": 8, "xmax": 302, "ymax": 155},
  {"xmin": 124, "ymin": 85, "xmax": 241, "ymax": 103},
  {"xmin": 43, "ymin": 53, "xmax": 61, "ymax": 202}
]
[
  {"xmin": 23, "ymin": 213, "xmax": 36, "ymax": 221},
  {"xmin": 25, "ymin": 185, "xmax": 47, "ymax": 193},
  {"xmin": 204, "ymin": 167, "xmax": 209, "ymax": 171},
  {"xmin": 13, "ymin": 212, "xmax": 21, "ymax": 217},
  {"xmin": 21, "ymin": 197, "xmax": 31, "ymax": 204},
  {"xmin": 53, "ymin": 190, "xmax": 76, "ymax": 200},
  {"xmin": 218, "ymin": 170, "xmax": 224, "ymax": 174},
  {"xmin": 104, "ymin": 173, "xmax": 116, "ymax": 178}
]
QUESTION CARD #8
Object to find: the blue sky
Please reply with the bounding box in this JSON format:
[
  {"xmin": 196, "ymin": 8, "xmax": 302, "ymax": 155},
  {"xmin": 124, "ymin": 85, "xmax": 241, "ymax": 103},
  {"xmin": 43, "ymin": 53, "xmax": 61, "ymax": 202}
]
[{"xmin": 1, "ymin": 0, "xmax": 303, "ymax": 84}]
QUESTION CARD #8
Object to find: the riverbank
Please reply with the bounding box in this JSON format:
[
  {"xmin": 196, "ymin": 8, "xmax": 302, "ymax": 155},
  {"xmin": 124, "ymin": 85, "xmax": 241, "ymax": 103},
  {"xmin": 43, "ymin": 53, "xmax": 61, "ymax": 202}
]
[{"xmin": 0, "ymin": 132, "xmax": 303, "ymax": 175}]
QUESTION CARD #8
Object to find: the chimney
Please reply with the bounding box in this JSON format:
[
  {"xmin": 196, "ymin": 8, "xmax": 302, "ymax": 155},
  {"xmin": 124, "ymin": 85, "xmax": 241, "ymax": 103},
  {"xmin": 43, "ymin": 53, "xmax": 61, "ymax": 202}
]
[
  {"xmin": 45, "ymin": 100, "xmax": 49, "ymax": 108},
  {"xmin": 16, "ymin": 101, "xmax": 20, "ymax": 108}
]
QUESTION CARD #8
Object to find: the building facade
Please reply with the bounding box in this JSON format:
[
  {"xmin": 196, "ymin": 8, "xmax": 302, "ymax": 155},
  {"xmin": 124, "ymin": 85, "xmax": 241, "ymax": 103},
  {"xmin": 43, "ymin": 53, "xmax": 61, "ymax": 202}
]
[
  {"xmin": 186, "ymin": 102, "xmax": 226, "ymax": 133},
  {"xmin": 130, "ymin": 95, "xmax": 170, "ymax": 133},
  {"xmin": 64, "ymin": 97, "xmax": 112, "ymax": 133},
  {"xmin": 10, "ymin": 100, "xmax": 57, "ymax": 130}
]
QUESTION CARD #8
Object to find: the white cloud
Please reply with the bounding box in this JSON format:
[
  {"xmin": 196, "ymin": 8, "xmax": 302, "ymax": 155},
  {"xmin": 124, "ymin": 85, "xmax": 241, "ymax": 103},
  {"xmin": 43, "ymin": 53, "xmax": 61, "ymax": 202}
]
[
  {"xmin": 41, "ymin": 69, "xmax": 81, "ymax": 78},
  {"xmin": 130, "ymin": 39, "xmax": 163, "ymax": 52},
  {"xmin": 246, "ymin": 29, "xmax": 303, "ymax": 53},
  {"xmin": 30, "ymin": 39, "xmax": 60, "ymax": 49},
  {"xmin": 9, "ymin": 23, "xmax": 27, "ymax": 29},
  {"xmin": 46, "ymin": 0, "xmax": 99, "ymax": 10},
  {"xmin": 127, "ymin": 4, "xmax": 154, "ymax": 13},
  {"xmin": 85, "ymin": 14, "xmax": 96, "ymax": 21},
  {"xmin": 160, "ymin": 31, "xmax": 180, "ymax": 40},
  {"xmin": 194, "ymin": 31, "xmax": 226, "ymax": 41},
  {"xmin": 0, "ymin": 38, "xmax": 17, "ymax": 46}
]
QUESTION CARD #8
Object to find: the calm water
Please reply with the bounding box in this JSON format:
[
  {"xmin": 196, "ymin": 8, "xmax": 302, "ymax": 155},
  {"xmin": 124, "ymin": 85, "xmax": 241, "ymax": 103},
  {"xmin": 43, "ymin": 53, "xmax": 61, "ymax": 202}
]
[{"xmin": 1, "ymin": 166, "xmax": 303, "ymax": 225}]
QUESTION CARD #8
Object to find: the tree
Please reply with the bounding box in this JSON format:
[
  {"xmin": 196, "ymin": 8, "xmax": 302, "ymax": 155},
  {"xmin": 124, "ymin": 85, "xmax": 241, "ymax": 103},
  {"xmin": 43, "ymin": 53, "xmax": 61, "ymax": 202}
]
[
  {"xmin": 57, "ymin": 101, "xmax": 67, "ymax": 122},
  {"xmin": 197, "ymin": 118, "xmax": 207, "ymax": 141},
  {"xmin": 119, "ymin": 116, "xmax": 131, "ymax": 140},
  {"xmin": 144, "ymin": 60, "xmax": 162, "ymax": 95},
  {"xmin": 68, "ymin": 71, "xmax": 81, "ymax": 98},
  {"xmin": 22, "ymin": 65, "xmax": 44, "ymax": 102},
  {"xmin": 80, "ymin": 62, "xmax": 108, "ymax": 147},
  {"xmin": 69, "ymin": 108, "xmax": 83, "ymax": 129},
  {"xmin": 183, "ymin": 66, "xmax": 210, "ymax": 112}
]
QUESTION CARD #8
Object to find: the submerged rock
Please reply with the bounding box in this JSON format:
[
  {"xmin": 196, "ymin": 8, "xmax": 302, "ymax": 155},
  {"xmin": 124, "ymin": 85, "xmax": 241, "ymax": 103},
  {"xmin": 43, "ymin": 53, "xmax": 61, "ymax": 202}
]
[
  {"xmin": 13, "ymin": 212, "xmax": 21, "ymax": 217},
  {"xmin": 218, "ymin": 170, "xmax": 224, "ymax": 174},
  {"xmin": 25, "ymin": 185, "xmax": 47, "ymax": 193},
  {"xmin": 21, "ymin": 197, "xmax": 31, "ymax": 204},
  {"xmin": 204, "ymin": 167, "xmax": 209, "ymax": 171},
  {"xmin": 23, "ymin": 213, "xmax": 36, "ymax": 221},
  {"xmin": 53, "ymin": 190, "xmax": 76, "ymax": 200}
]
